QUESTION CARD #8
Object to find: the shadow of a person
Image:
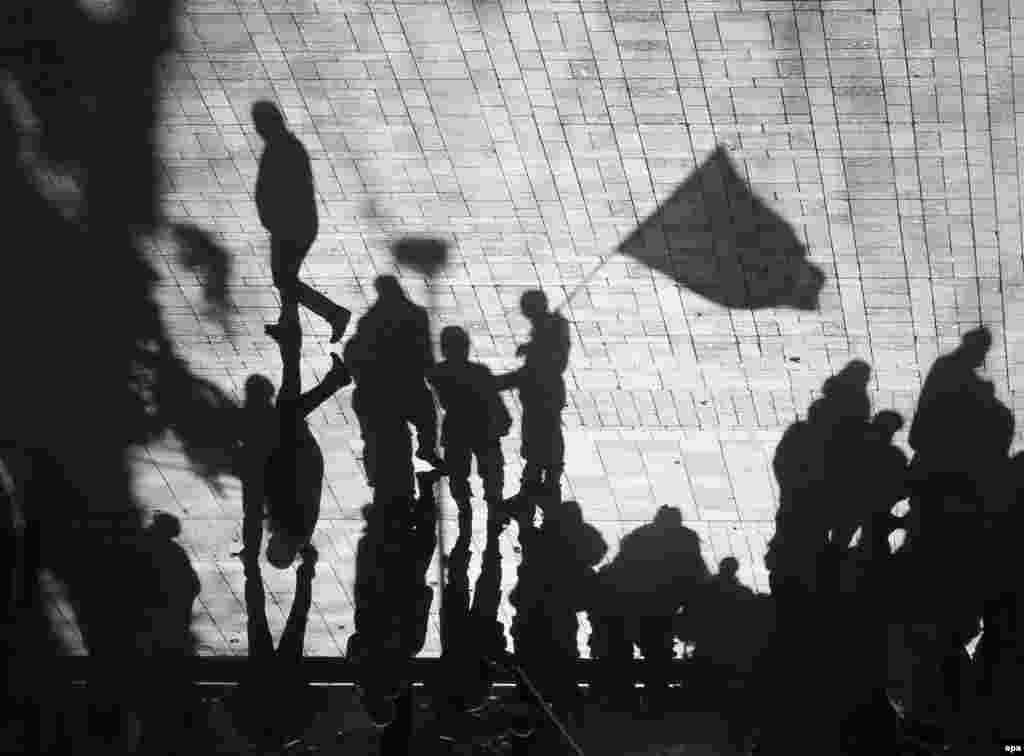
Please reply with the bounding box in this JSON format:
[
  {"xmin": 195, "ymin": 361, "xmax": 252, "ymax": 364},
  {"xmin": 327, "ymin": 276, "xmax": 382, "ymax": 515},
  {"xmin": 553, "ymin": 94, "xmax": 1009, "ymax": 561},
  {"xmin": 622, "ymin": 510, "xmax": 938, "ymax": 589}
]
[
  {"xmin": 510, "ymin": 496, "xmax": 606, "ymax": 739},
  {"xmin": 900, "ymin": 327, "xmax": 1013, "ymax": 744},
  {"xmin": 428, "ymin": 325, "xmax": 512, "ymax": 531},
  {"xmin": 763, "ymin": 360, "xmax": 876, "ymax": 753},
  {"xmin": 1, "ymin": 447, "xmax": 86, "ymax": 755},
  {"xmin": 347, "ymin": 470, "xmax": 442, "ymax": 744},
  {"xmin": 258, "ymin": 323, "xmax": 349, "ymax": 569},
  {"xmin": 343, "ymin": 275, "xmax": 443, "ymax": 501},
  {"xmin": 680, "ymin": 557, "xmax": 773, "ymax": 753},
  {"xmin": 972, "ymin": 450, "xmax": 1024, "ymax": 744},
  {"xmin": 439, "ymin": 510, "xmax": 476, "ymax": 712},
  {"xmin": 589, "ymin": 507, "xmax": 709, "ymax": 714},
  {"xmin": 496, "ymin": 290, "xmax": 571, "ymax": 505},
  {"xmin": 251, "ymin": 100, "xmax": 350, "ymax": 344},
  {"xmin": 831, "ymin": 410, "xmax": 909, "ymax": 754},
  {"xmin": 226, "ymin": 531, "xmax": 322, "ymax": 752}
]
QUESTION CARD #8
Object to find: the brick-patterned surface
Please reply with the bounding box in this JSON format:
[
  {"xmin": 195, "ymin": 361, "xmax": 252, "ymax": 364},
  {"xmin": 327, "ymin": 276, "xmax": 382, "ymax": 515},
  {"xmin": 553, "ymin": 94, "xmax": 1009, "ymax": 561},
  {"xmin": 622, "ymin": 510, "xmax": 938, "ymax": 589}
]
[{"xmin": 95, "ymin": 0, "xmax": 1024, "ymax": 657}]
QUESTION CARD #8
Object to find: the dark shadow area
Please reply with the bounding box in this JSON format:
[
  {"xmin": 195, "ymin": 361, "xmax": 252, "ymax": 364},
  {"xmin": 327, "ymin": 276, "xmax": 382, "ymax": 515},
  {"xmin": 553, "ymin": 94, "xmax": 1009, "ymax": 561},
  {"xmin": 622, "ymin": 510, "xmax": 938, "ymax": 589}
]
[
  {"xmin": 427, "ymin": 325, "xmax": 512, "ymax": 529},
  {"xmin": 170, "ymin": 223, "xmax": 235, "ymax": 338},
  {"xmin": 343, "ymin": 275, "xmax": 442, "ymax": 499},
  {"xmin": 7, "ymin": 2, "xmax": 1024, "ymax": 752},
  {"xmin": 0, "ymin": 3, "xmax": 255, "ymax": 749},
  {"xmin": 755, "ymin": 330, "xmax": 1023, "ymax": 753},
  {"xmin": 496, "ymin": 290, "xmax": 571, "ymax": 501},
  {"xmin": 347, "ymin": 471, "xmax": 441, "ymax": 753},
  {"xmin": 258, "ymin": 324, "xmax": 348, "ymax": 570},
  {"xmin": 617, "ymin": 145, "xmax": 825, "ymax": 310},
  {"xmin": 588, "ymin": 506, "xmax": 709, "ymax": 714},
  {"xmin": 508, "ymin": 495, "xmax": 606, "ymax": 748},
  {"xmin": 218, "ymin": 517, "xmax": 323, "ymax": 752},
  {"xmin": 425, "ymin": 504, "xmax": 521, "ymax": 749},
  {"xmin": 253, "ymin": 100, "xmax": 350, "ymax": 344},
  {"xmin": 391, "ymin": 237, "xmax": 450, "ymax": 280}
]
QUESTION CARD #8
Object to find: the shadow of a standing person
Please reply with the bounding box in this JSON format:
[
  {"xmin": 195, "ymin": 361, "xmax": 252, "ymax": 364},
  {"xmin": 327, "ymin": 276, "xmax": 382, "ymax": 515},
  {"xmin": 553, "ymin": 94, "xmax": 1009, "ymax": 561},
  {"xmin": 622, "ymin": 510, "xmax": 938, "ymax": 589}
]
[
  {"xmin": 251, "ymin": 100, "xmax": 350, "ymax": 343},
  {"xmin": 901, "ymin": 327, "xmax": 1013, "ymax": 747},
  {"xmin": 496, "ymin": 290, "xmax": 571, "ymax": 512},
  {"xmin": 428, "ymin": 325, "xmax": 512, "ymax": 532},
  {"xmin": 347, "ymin": 470, "xmax": 442, "ymax": 749},
  {"xmin": 343, "ymin": 275, "xmax": 443, "ymax": 501},
  {"xmin": 510, "ymin": 497, "xmax": 606, "ymax": 743},
  {"xmin": 763, "ymin": 360, "xmax": 874, "ymax": 754},
  {"xmin": 680, "ymin": 557, "xmax": 774, "ymax": 753},
  {"xmin": 589, "ymin": 507, "xmax": 709, "ymax": 715}
]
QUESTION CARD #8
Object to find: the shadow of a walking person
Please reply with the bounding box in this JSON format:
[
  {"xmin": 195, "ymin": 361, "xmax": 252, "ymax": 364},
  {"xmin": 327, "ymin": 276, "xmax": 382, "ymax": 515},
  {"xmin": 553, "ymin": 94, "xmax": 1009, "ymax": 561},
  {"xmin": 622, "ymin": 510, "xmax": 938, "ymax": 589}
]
[{"xmin": 252, "ymin": 100, "xmax": 350, "ymax": 343}]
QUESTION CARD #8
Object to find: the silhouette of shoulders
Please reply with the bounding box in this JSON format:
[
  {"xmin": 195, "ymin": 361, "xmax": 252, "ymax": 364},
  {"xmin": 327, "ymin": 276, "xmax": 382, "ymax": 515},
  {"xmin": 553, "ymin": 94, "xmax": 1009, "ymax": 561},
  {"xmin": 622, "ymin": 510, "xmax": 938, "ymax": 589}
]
[{"xmin": 525, "ymin": 310, "xmax": 570, "ymax": 375}]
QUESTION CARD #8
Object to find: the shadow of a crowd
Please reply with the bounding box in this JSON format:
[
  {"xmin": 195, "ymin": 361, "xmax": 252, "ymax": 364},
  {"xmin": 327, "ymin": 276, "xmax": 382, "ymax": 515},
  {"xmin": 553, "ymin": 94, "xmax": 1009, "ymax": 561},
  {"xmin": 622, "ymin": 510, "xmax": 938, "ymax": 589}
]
[{"xmin": 3, "ymin": 17, "xmax": 1023, "ymax": 750}]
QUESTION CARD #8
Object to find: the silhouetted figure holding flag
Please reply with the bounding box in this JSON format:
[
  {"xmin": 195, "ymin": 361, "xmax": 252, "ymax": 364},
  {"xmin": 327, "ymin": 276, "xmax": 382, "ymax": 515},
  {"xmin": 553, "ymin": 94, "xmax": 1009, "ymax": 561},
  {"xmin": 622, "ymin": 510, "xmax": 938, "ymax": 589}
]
[
  {"xmin": 428, "ymin": 326, "xmax": 512, "ymax": 531},
  {"xmin": 252, "ymin": 100, "xmax": 350, "ymax": 343},
  {"xmin": 496, "ymin": 290, "xmax": 571, "ymax": 502},
  {"xmin": 344, "ymin": 275, "xmax": 443, "ymax": 499},
  {"xmin": 245, "ymin": 322, "xmax": 350, "ymax": 569}
]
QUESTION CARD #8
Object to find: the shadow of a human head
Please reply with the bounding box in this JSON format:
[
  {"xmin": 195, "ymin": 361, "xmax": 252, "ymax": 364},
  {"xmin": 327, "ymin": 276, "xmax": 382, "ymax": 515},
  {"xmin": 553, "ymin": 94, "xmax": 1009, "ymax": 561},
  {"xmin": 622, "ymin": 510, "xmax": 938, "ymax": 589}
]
[{"xmin": 251, "ymin": 100, "xmax": 287, "ymax": 141}]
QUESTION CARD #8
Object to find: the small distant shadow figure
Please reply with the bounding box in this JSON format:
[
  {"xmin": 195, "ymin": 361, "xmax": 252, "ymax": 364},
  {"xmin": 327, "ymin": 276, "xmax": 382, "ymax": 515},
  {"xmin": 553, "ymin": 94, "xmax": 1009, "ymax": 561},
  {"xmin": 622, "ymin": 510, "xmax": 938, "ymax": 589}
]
[
  {"xmin": 225, "ymin": 516, "xmax": 322, "ymax": 752},
  {"xmin": 428, "ymin": 325, "xmax": 512, "ymax": 530},
  {"xmin": 510, "ymin": 497, "xmax": 606, "ymax": 734},
  {"xmin": 343, "ymin": 275, "xmax": 443, "ymax": 499},
  {"xmin": 496, "ymin": 290, "xmax": 571, "ymax": 503},
  {"xmin": 588, "ymin": 506, "xmax": 709, "ymax": 713},
  {"xmin": 240, "ymin": 323, "xmax": 350, "ymax": 569},
  {"xmin": 137, "ymin": 513, "xmax": 201, "ymax": 655},
  {"xmin": 251, "ymin": 101, "xmax": 350, "ymax": 343}
]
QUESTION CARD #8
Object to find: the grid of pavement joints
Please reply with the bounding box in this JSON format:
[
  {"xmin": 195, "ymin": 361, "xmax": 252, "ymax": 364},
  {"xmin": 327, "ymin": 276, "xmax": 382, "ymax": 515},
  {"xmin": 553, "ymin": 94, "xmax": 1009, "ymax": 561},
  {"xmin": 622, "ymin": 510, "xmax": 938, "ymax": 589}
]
[{"xmin": 102, "ymin": 0, "xmax": 1024, "ymax": 655}]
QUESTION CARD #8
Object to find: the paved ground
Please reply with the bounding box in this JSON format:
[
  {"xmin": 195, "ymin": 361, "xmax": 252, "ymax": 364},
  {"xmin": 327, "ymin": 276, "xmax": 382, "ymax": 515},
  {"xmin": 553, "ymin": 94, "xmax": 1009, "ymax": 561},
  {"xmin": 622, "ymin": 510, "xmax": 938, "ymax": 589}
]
[{"xmin": 48, "ymin": 0, "xmax": 1024, "ymax": 667}]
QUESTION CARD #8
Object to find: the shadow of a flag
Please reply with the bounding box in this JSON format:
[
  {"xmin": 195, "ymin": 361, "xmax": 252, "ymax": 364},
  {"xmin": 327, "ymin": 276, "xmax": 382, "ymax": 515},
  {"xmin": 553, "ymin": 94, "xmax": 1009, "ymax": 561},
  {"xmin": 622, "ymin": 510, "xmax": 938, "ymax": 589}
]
[{"xmin": 618, "ymin": 145, "xmax": 825, "ymax": 311}]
